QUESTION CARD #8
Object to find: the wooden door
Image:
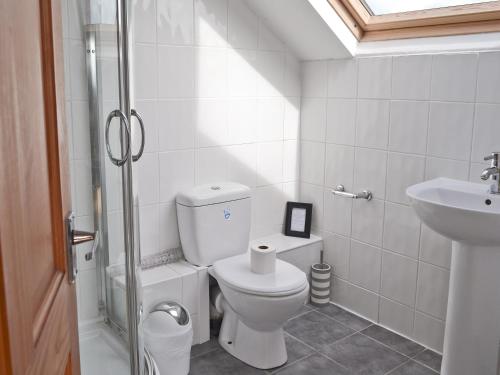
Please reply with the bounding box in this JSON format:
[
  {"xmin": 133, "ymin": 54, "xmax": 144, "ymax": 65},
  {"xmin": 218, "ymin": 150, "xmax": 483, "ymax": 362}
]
[{"xmin": 0, "ymin": 0, "xmax": 80, "ymax": 374}]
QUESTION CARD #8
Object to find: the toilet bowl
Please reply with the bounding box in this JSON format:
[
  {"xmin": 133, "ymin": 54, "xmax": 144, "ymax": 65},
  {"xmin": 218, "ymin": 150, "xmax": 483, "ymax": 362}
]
[
  {"xmin": 211, "ymin": 254, "xmax": 309, "ymax": 369},
  {"xmin": 176, "ymin": 182, "xmax": 309, "ymax": 369}
]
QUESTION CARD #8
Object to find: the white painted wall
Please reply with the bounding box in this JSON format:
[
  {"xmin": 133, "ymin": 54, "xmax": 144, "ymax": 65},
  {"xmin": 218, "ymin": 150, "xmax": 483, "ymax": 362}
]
[{"xmin": 300, "ymin": 51, "xmax": 500, "ymax": 352}]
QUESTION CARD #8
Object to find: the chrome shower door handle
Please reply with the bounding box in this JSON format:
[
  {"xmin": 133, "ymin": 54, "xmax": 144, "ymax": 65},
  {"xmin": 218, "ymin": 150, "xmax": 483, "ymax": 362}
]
[
  {"xmin": 131, "ymin": 109, "xmax": 145, "ymax": 162},
  {"xmin": 105, "ymin": 109, "xmax": 131, "ymax": 166}
]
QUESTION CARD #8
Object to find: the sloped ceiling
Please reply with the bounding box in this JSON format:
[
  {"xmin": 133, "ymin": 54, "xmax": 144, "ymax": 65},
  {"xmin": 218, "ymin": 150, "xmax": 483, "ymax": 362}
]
[{"xmin": 245, "ymin": 0, "xmax": 356, "ymax": 61}]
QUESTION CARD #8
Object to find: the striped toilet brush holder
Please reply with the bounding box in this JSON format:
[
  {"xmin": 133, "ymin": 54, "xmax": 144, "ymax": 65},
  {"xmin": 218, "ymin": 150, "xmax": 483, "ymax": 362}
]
[{"xmin": 310, "ymin": 262, "xmax": 332, "ymax": 306}]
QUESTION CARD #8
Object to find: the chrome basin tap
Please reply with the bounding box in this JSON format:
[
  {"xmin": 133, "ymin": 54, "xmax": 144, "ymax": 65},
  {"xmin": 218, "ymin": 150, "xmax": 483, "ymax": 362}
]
[{"xmin": 481, "ymin": 152, "xmax": 500, "ymax": 194}]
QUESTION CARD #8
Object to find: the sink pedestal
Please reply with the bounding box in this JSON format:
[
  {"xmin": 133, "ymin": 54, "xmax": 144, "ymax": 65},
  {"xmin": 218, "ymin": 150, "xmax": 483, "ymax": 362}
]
[{"xmin": 442, "ymin": 242, "xmax": 500, "ymax": 375}]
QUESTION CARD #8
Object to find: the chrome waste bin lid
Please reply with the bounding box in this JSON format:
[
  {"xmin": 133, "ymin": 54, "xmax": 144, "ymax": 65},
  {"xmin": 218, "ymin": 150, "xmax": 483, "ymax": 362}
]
[{"xmin": 150, "ymin": 302, "xmax": 190, "ymax": 326}]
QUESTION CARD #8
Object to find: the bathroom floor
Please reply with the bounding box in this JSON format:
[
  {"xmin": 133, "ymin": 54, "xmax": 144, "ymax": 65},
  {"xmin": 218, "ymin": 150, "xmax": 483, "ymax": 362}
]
[{"xmin": 190, "ymin": 304, "xmax": 442, "ymax": 375}]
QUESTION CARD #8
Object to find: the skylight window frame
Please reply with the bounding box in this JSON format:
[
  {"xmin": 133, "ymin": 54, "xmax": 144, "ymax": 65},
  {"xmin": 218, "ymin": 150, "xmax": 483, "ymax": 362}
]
[{"xmin": 328, "ymin": 0, "xmax": 500, "ymax": 41}]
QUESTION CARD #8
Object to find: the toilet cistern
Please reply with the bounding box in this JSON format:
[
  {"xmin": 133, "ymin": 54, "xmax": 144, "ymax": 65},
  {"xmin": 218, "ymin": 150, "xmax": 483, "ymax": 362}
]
[{"xmin": 481, "ymin": 152, "xmax": 500, "ymax": 194}]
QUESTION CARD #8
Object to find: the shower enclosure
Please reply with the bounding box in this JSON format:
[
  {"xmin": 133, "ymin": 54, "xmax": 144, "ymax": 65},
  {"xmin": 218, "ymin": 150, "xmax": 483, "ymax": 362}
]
[{"xmin": 65, "ymin": 0, "xmax": 150, "ymax": 374}]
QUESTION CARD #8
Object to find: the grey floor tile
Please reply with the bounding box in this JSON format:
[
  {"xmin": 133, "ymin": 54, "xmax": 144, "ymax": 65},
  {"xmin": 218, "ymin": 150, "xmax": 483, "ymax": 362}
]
[
  {"xmin": 291, "ymin": 304, "xmax": 313, "ymax": 318},
  {"xmin": 315, "ymin": 304, "xmax": 372, "ymax": 331},
  {"xmin": 189, "ymin": 348, "xmax": 266, "ymax": 375},
  {"xmin": 284, "ymin": 311, "xmax": 354, "ymax": 351},
  {"xmin": 413, "ymin": 350, "xmax": 442, "ymax": 373},
  {"xmin": 190, "ymin": 338, "xmax": 220, "ymax": 358},
  {"xmin": 361, "ymin": 325, "xmax": 425, "ymax": 357},
  {"xmin": 321, "ymin": 333, "xmax": 407, "ymax": 375},
  {"xmin": 282, "ymin": 333, "xmax": 316, "ymax": 364},
  {"xmin": 273, "ymin": 353, "xmax": 353, "ymax": 375},
  {"xmin": 388, "ymin": 360, "xmax": 438, "ymax": 374}
]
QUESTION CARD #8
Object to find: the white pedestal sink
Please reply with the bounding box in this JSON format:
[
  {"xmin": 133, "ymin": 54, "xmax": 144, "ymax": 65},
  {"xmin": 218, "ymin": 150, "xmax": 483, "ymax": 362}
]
[{"xmin": 407, "ymin": 178, "xmax": 500, "ymax": 375}]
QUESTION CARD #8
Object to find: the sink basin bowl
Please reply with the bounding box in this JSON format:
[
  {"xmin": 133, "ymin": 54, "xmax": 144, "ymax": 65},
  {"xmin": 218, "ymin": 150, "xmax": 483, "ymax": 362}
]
[{"xmin": 406, "ymin": 178, "xmax": 500, "ymax": 246}]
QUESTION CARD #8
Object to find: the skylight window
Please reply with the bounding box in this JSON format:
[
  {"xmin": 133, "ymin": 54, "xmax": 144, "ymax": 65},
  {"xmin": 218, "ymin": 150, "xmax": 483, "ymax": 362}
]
[
  {"xmin": 361, "ymin": 0, "xmax": 497, "ymax": 16},
  {"xmin": 327, "ymin": 0, "xmax": 500, "ymax": 41}
]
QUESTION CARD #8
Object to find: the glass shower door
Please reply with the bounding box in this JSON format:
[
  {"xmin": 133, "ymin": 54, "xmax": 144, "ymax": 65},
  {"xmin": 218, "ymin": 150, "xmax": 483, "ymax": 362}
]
[{"xmin": 71, "ymin": 0, "xmax": 145, "ymax": 374}]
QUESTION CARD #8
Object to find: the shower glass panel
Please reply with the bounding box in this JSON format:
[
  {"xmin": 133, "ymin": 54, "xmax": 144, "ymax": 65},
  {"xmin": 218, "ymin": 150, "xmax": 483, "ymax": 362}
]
[{"xmin": 67, "ymin": 0, "xmax": 145, "ymax": 374}]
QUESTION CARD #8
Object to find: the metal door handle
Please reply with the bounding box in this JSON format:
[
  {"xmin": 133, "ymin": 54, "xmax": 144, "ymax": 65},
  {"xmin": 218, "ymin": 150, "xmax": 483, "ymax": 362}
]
[
  {"xmin": 131, "ymin": 109, "xmax": 145, "ymax": 162},
  {"xmin": 65, "ymin": 213, "xmax": 99, "ymax": 283},
  {"xmin": 105, "ymin": 109, "xmax": 131, "ymax": 166}
]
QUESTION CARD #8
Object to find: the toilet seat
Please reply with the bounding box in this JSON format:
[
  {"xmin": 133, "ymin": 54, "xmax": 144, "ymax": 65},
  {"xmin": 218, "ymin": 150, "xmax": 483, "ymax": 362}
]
[{"xmin": 212, "ymin": 254, "xmax": 308, "ymax": 297}]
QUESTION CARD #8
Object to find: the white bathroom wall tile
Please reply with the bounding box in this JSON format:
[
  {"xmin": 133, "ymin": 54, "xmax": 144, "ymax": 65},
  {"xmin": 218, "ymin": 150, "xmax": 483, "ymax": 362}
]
[
  {"xmin": 301, "ymin": 98, "xmax": 326, "ymax": 142},
  {"xmin": 331, "ymin": 277, "xmax": 350, "ymax": 307},
  {"xmin": 357, "ymin": 57, "xmax": 392, "ymax": 99},
  {"xmin": 257, "ymin": 50, "xmax": 285, "ymax": 97},
  {"xmin": 71, "ymin": 101, "xmax": 91, "ymax": 160},
  {"xmin": 477, "ymin": 51, "xmax": 500, "ymax": 104},
  {"xmin": 389, "ymin": 101, "xmax": 429, "ymax": 155},
  {"xmin": 300, "ymin": 141, "xmax": 325, "ymax": 186},
  {"xmin": 194, "ymin": 0, "xmax": 228, "ymax": 47},
  {"xmin": 108, "ymin": 210, "xmax": 125, "ymax": 265},
  {"xmin": 420, "ymin": 224, "xmax": 452, "ymax": 269},
  {"xmin": 77, "ymin": 269, "xmax": 99, "ymax": 322},
  {"xmin": 196, "ymin": 146, "xmax": 229, "ymax": 184},
  {"xmin": 416, "ymin": 262, "xmax": 449, "ymax": 320},
  {"xmin": 104, "ymin": 157, "xmax": 123, "ymax": 212},
  {"xmin": 385, "ymin": 153, "xmax": 425, "ymax": 205},
  {"xmin": 100, "ymin": 58, "xmax": 119, "ymax": 102},
  {"xmin": 381, "ymin": 251, "xmax": 418, "ymax": 307},
  {"xmin": 323, "ymin": 233, "xmax": 350, "ymax": 279},
  {"xmin": 63, "ymin": 38, "xmax": 72, "ymax": 101},
  {"xmin": 195, "ymin": 47, "xmax": 228, "ymax": 98},
  {"xmin": 158, "ymin": 203, "xmax": 181, "ymax": 251},
  {"xmin": 61, "ymin": 0, "xmax": 70, "ymax": 38},
  {"xmin": 326, "ymin": 99, "xmax": 356, "ymax": 146},
  {"xmin": 471, "ymin": 103, "xmax": 500, "ymax": 162},
  {"xmin": 413, "ymin": 312, "xmax": 445, "ymax": 352},
  {"xmin": 138, "ymin": 153, "xmax": 159, "ymax": 205},
  {"xmin": 300, "ymin": 183, "xmax": 324, "ymax": 230},
  {"xmin": 74, "ymin": 159, "xmax": 93, "ymax": 217},
  {"xmin": 227, "ymin": 0, "xmax": 259, "ymax": 49},
  {"xmin": 284, "ymin": 96, "xmax": 301, "ymax": 140},
  {"xmin": 349, "ymin": 240, "xmax": 381, "ymax": 292},
  {"xmin": 196, "ymin": 99, "xmax": 228, "ymax": 147},
  {"xmin": 430, "ymin": 53, "xmax": 478, "ymax": 102},
  {"xmin": 135, "ymin": 0, "xmax": 156, "ymax": 43},
  {"xmin": 351, "ymin": 198, "xmax": 384, "ymax": 247},
  {"xmin": 134, "ymin": 44, "xmax": 158, "ymax": 100},
  {"xmin": 324, "ymin": 190, "xmax": 352, "ymax": 237},
  {"xmin": 65, "ymin": 100, "xmax": 74, "ymax": 159},
  {"xmin": 68, "ymin": 0, "xmax": 85, "ymax": 39},
  {"xmin": 379, "ymin": 297, "xmax": 414, "ymax": 337},
  {"xmin": 158, "ymin": 45, "xmax": 194, "ymax": 98},
  {"xmin": 391, "ymin": 55, "xmax": 432, "ymax": 100},
  {"xmin": 346, "ymin": 283, "xmax": 379, "ymax": 322},
  {"xmin": 157, "ymin": 99, "xmax": 195, "ymax": 151},
  {"xmin": 427, "ymin": 102, "xmax": 474, "ymax": 161},
  {"xmin": 283, "ymin": 140, "xmax": 299, "ymax": 182},
  {"xmin": 134, "ymin": 100, "xmax": 158, "ymax": 153},
  {"xmin": 283, "ymin": 182, "xmax": 300, "ymax": 201},
  {"xmin": 256, "ymin": 141, "xmax": 283, "ymax": 186},
  {"xmin": 226, "ymin": 143, "xmax": 257, "ymax": 187},
  {"xmin": 159, "ymin": 150, "xmax": 195, "ymax": 203},
  {"xmin": 69, "ymin": 40, "xmax": 88, "ymax": 100},
  {"xmin": 139, "ymin": 204, "xmax": 160, "ymax": 258},
  {"xmin": 75, "ymin": 215, "xmax": 95, "ymax": 270},
  {"xmin": 157, "ymin": 0, "xmax": 193, "ymax": 45},
  {"xmin": 327, "ymin": 59, "xmax": 357, "ymax": 98},
  {"xmin": 257, "ymin": 98, "xmax": 284, "ymax": 142},
  {"xmin": 425, "ymin": 157, "xmax": 469, "ymax": 181},
  {"xmin": 284, "ymin": 54, "xmax": 301, "ymax": 98},
  {"xmin": 302, "ymin": 61, "xmax": 328, "ymax": 98},
  {"xmin": 252, "ymin": 184, "xmax": 285, "ymax": 234},
  {"xmin": 353, "ymin": 148, "xmax": 387, "ymax": 199},
  {"xmin": 227, "ymin": 98, "xmax": 258, "ymax": 144},
  {"xmin": 383, "ymin": 202, "xmax": 421, "ymax": 259},
  {"xmin": 355, "ymin": 100, "xmax": 390, "ymax": 150},
  {"xmin": 227, "ymin": 49, "xmax": 258, "ymax": 97},
  {"xmin": 258, "ymin": 20, "xmax": 285, "ymax": 52},
  {"xmin": 325, "ymin": 144, "xmax": 355, "ymax": 190}
]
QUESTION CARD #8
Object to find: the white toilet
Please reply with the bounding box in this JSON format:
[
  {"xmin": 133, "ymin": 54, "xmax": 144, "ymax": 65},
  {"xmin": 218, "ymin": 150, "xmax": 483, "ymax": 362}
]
[{"xmin": 176, "ymin": 182, "xmax": 309, "ymax": 369}]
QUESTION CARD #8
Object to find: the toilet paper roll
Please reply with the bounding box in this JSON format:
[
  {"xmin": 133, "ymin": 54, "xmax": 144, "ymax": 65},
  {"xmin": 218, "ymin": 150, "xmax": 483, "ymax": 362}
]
[{"xmin": 250, "ymin": 244, "xmax": 276, "ymax": 274}]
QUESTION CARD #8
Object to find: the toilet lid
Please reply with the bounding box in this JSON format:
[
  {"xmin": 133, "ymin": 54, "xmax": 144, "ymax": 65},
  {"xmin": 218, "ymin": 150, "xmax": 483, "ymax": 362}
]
[{"xmin": 212, "ymin": 254, "xmax": 308, "ymax": 297}]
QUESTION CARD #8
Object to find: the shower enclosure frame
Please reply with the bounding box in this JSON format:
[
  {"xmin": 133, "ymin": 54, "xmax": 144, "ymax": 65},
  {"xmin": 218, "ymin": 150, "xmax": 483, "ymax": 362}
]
[{"xmin": 84, "ymin": 0, "xmax": 143, "ymax": 374}]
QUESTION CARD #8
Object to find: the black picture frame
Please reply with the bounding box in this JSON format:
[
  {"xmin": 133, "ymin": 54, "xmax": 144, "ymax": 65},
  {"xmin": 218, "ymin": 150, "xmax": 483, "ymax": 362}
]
[{"xmin": 284, "ymin": 202, "xmax": 313, "ymax": 238}]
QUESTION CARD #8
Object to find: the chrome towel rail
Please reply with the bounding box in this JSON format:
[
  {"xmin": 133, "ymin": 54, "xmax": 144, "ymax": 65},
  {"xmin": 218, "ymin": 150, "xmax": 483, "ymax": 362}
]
[{"xmin": 332, "ymin": 185, "xmax": 372, "ymax": 201}]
